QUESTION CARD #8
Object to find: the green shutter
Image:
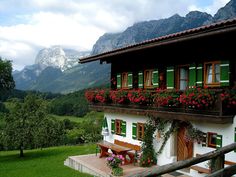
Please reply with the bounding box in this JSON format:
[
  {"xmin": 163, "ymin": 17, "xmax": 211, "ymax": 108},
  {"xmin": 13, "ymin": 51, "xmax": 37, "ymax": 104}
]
[
  {"xmin": 121, "ymin": 121, "xmax": 126, "ymax": 137},
  {"xmin": 132, "ymin": 123, "xmax": 137, "ymax": 139},
  {"xmin": 196, "ymin": 64, "xmax": 203, "ymax": 87},
  {"xmin": 216, "ymin": 134, "xmax": 223, "ymax": 150},
  {"xmin": 111, "ymin": 119, "xmax": 115, "ymax": 134},
  {"xmin": 138, "ymin": 71, "xmax": 143, "ymax": 88},
  {"xmin": 117, "ymin": 74, "xmax": 121, "ymax": 89},
  {"xmin": 167, "ymin": 66, "xmax": 174, "ymax": 89},
  {"xmin": 220, "ymin": 61, "xmax": 230, "ymax": 86},
  {"xmin": 234, "ymin": 127, "xmax": 236, "ymax": 152},
  {"xmin": 189, "ymin": 64, "xmax": 196, "ymax": 88},
  {"xmin": 152, "ymin": 69, "xmax": 159, "ymax": 88},
  {"xmin": 202, "ymin": 133, "xmax": 207, "ymax": 147},
  {"xmin": 128, "ymin": 72, "xmax": 133, "ymax": 89}
]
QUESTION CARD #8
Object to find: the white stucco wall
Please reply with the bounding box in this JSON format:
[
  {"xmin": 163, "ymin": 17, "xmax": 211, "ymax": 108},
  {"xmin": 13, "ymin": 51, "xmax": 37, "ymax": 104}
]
[
  {"xmin": 104, "ymin": 112, "xmax": 177, "ymax": 166},
  {"xmin": 103, "ymin": 112, "xmax": 236, "ymax": 176}
]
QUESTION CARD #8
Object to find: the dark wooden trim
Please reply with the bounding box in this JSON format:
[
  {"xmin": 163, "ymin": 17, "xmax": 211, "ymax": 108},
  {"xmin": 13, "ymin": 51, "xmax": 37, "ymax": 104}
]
[{"xmin": 89, "ymin": 104, "xmax": 234, "ymax": 124}]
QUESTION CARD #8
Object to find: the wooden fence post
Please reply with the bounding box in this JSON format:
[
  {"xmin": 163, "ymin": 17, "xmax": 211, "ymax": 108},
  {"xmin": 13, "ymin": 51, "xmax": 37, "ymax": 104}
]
[{"xmin": 211, "ymin": 154, "xmax": 225, "ymax": 176}]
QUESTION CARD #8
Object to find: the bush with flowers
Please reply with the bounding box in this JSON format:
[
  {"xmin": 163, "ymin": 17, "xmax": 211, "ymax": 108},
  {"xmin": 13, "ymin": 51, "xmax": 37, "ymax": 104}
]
[
  {"xmin": 85, "ymin": 89, "xmax": 111, "ymax": 103},
  {"xmin": 179, "ymin": 87, "xmax": 216, "ymax": 109},
  {"xmin": 127, "ymin": 89, "xmax": 153, "ymax": 105},
  {"xmin": 220, "ymin": 89, "xmax": 236, "ymax": 109},
  {"xmin": 155, "ymin": 89, "xmax": 182, "ymax": 108},
  {"xmin": 106, "ymin": 154, "xmax": 124, "ymax": 176},
  {"xmin": 110, "ymin": 89, "xmax": 129, "ymax": 104}
]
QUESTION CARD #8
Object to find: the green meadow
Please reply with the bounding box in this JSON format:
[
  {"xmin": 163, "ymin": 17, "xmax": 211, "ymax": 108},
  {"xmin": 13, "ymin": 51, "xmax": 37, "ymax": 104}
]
[{"xmin": 0, "ymin": 144, "xmax": 96, "ymax": 177}]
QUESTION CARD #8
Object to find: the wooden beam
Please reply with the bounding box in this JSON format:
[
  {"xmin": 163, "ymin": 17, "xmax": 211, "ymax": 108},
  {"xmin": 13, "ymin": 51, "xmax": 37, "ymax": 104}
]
[
  {"xmin": 89, "ymin": 105, "xmax": 234, "ymax": 124},
  {"xmin": 126, "ymin": 143, "xmax": 236, "ymax": 177},
  {"xmin": 206, "ymin": 164, "xmax": 236, "ymax": 177}
]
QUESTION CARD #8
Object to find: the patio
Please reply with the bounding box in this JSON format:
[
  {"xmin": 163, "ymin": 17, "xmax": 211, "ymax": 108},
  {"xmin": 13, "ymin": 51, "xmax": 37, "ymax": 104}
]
[{"xmin": 64, "ymin": 153, "xmax": 191, "ymax": 177}]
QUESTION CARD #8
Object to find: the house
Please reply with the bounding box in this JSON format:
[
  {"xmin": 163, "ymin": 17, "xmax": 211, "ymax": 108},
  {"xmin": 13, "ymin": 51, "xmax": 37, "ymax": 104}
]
[{"xmin": 80, "ymin": 18, "xmax": 236, "ymax": 176}]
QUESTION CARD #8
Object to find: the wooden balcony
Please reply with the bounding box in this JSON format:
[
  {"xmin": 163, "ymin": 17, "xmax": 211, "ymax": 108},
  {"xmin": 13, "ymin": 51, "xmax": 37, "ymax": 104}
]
[{"xmin": 89, "ymin": 103, "xmax": 234, "ymax": 124}]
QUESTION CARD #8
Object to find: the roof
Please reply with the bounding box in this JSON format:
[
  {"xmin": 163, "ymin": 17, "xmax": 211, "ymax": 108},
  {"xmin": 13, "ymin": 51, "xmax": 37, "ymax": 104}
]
[{"xmin": 80, "ymin": 18, "xmax": 236, "ymax": 64}]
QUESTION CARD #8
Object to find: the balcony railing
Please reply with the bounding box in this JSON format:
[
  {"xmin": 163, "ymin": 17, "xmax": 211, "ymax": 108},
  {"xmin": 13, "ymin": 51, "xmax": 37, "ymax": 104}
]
[{"xmin": 85, "ymin": 88, "xmax": 236, "ymax": 124}]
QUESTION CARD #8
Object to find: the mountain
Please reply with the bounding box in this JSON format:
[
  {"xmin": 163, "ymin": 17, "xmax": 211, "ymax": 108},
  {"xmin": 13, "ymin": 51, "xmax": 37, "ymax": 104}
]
[
  {"xmin": 91, "ymin": 0, "xmax": 236, "ymax": 55},
  {"xmin": 13, "ymin": 0, "xmax": 236, "ymax": 93},
  {"xmin": 35, "ymin": 46, "xmax": 89, "ymax": 71}
]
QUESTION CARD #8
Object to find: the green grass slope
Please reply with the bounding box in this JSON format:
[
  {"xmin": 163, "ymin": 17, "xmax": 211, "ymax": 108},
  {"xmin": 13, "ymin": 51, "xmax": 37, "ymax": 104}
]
[{"xmin": 0, "ymin": 144, "xmax": 96, "ymax": 177}]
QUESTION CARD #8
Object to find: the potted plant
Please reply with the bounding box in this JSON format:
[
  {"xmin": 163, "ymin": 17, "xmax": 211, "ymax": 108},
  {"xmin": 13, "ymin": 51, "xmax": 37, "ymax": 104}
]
[
  {"xmin": 179, "ymin": 87, "xmax": 216, "ymax": 110},
  {"xmin": 127, "ymin": 89, "xmax": 153, "ymax": 106},
  {"xmin": 220, "ymin": 89, "xmax": 236, "ymax": 114},
  {"xmin": 155, "ymin": 89, "xmax": 182, "ymax": 108},
  {"xmin": 106, "ymin": 154, "xmax": 124, "ymax": 176}
]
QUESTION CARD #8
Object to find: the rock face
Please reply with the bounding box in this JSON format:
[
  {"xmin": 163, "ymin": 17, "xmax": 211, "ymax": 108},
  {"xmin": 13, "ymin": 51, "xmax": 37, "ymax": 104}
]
[
  {"xmin": 35, "ymin": 46, "xmax": 89, "ymax": 71},
  {"xmin": 214, "ymin": 0, "xmax": 236, "ymax": 22},
  {"xmin": 91, "ymin": 11, "xmax": 212, "ymax": 55}
]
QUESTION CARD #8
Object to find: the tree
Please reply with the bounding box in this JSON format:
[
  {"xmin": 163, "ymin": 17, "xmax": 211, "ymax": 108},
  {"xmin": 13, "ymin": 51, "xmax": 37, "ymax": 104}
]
[
  {"xmin": 2, "ymin": 94, "xmax": 58, "ymax": 157},
  {"xmin": 0, "ymin": 57, "xmax": 15, "ymax": 92}
]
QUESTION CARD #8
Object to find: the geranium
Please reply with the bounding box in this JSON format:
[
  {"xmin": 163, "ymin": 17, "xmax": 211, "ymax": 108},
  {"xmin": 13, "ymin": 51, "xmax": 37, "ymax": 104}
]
[
  {"xmin": 106, "ymin": 154, "xmax": 124, "ymax": 169},
  {"xmin": 128, "ymin": 89, "xmax": 153, "ymax": 105},
  {"xmin": 110, "ymin": 89, "xmax": 129, "ymax": 104},
  {"xmin": 155, "ymin": 89, "xmax": 181, "ymax": 107},
  {"xmin": 220, "ymin": 89, "xmax": 236, "ymax": 109},
  {"xmin": 85, "ymin": 90, "xmax": 96, "ymax": 103},
  {"xmin": 179, "ymin": 87, "xmax": 216, "ymax": 109},
  {"xmin": 95, "ymin": 89, "xmax": 111, "ymax": 103}
]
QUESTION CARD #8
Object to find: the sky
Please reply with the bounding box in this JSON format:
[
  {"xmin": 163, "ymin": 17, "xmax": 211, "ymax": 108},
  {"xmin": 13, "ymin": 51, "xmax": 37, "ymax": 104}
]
[{"xmin": 0, "ymin": 0, "xmax": 230, "ymax": 70}]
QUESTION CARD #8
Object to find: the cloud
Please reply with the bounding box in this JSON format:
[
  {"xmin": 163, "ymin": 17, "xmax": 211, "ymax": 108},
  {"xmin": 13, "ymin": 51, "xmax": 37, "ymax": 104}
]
[{"xmin": 0, "ymin": 0, "xmax": 230, "ymax": 70}]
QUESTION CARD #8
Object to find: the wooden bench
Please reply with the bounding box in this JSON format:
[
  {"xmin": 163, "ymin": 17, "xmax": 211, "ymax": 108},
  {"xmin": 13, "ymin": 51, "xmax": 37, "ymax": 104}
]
[
  {"xmin": 190, "ymin": 153, "xmax": 236, "ymax": 174},
  {"xmin": 114, "ymin": 139, "xmax": 141, "ymax": 164}
]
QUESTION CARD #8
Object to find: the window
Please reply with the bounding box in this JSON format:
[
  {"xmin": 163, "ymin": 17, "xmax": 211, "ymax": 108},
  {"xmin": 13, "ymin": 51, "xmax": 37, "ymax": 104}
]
[
  {"xmin": 115, "ymin": 120, "xmax": 122, "ymax": 135},
  {"xmin": 207, "ymin": 132, "xmax": 217, "ymax": 148},
  {"xmin": 204, "ymin": 61, "xmax": 220, "ymax": 86},
  {"xmin": 144, "ymin": 70, "xmax": 153, "ymax": 88},
  {"xmin": 178, "ymin": 66, "xmax": 188, "ymax": 90},
  {"xmin": 137, "ymin": 123, "xmax": 145, "ymax": 141},
  {"xmin": 121, "ymin": 72, "xmax": 128, "ymax": 88}
]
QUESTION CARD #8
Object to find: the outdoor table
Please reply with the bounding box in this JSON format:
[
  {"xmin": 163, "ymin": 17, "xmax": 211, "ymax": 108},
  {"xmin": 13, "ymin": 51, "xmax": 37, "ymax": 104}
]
[{"xmin": 97, "ymin": 140, "xmax": 132, "ymax": 164}]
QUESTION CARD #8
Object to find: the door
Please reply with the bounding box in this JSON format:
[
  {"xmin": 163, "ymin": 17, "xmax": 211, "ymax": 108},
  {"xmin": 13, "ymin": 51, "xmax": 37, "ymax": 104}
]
[{"xmin": 177, "ymin": 123, "xmax": 193, "ymax": 161}]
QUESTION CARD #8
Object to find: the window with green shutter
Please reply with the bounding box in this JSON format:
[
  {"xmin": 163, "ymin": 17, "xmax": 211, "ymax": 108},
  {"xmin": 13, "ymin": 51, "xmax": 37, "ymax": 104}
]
[
  {"xmin": 189, "ymin": 64, "xmax": 196, "ymax": 88},
  {"xmin": 132, "ymin": 123, "xmax": 137, "ymax": 139},
  {"xmin": 220, "ymin": 60, "xmax": 230, "ymax": 86},
  {"xmin": 138, "ymin": 71, "xmax": 143, "ymax": 88},
  {"xmin": 167, "ymin": 66, "xmax": 174, "ymax": 89},
  {"xmin": 152, "ymin": 69, "xmax": 159, "ymax": 88},
  {"xmin": 128, "ymin": 72, "xmax": 133, "ymax": 89},
  {"xmin": 216, "ymin": 134, "xmax": 223, "ymax": 150},
  {"xmin": 196, "ymin": 64, "xmax": 203, "ymax": 86},
  {"xmin": 117, "ymin": 74, "xmax": 121, "ymax": 89},
  {"xmin": 111, "ymin": 119, "xmax": 115, "ymax": 134},
  {"xmin": 121, "ymin": 121, "xmax": 126, "ymax": 137}
]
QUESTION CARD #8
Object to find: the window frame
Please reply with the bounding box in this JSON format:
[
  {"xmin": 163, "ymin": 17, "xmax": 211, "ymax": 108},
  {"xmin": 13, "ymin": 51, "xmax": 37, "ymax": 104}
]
[
  {"xmin": 121, "ymin": 72, "xmax": 128, "ymax": 89},
  {"xmin": 115, "ymin": 119, "xmax": 122, "ymax": 135},
  {"xmin": 137, "ymin": 123, "xmax": 145, "ymax": 141},
  {"xmin": 177, "ymin": 65, "xmax": 189, "ymax": 90},
  {"xmin": 207, "ymin": 132, "xmax": 217, "ymax": 148},
  {"xmin": 204, "ymin": 61, "xmax": 220, "ymax": 87},
  {"xmin": 144, "ymin": 69, "xmax": 153, "ymax": 88}
]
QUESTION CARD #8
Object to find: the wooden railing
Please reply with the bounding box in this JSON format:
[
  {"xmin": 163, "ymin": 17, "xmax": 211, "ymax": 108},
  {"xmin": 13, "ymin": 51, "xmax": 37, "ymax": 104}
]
[{"xmin": 127, "ymin": 142, "xmax": 236, "ymax": 177}]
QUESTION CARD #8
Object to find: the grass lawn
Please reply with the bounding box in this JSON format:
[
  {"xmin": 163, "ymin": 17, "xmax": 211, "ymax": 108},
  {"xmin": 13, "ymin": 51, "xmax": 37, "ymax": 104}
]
[{"xmin": 0, "ymin": 144, "xmax": 96, "ymax": 177}]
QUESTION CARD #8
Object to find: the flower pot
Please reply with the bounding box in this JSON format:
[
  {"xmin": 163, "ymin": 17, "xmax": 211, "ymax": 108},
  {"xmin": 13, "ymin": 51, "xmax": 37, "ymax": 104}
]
[{"xmin": 111, "ymin": 167, "xmax": 123, "ymax": 176}]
